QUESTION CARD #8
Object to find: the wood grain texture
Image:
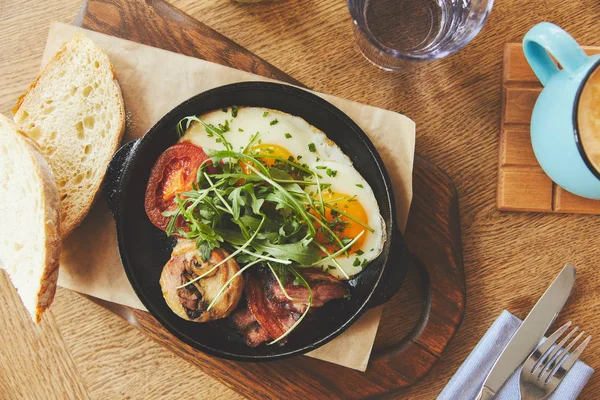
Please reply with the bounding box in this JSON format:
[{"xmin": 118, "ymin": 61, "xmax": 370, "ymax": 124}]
[
  {"xmin": 499, "ymin": 43, "xmax": 600, "ymax": 214},
  {"xmin": 0, "ymin": 272, "xmax": 90, "ymax": 400},
  {"xmin": 74, "ymin": 2, "xmax": 464, "ymax": 397},
  {"xmin": 76, "ymin": 0, "xmax": 302, "ymax": 86},
  {"xmin": 1, "ymin": 0, "xmax": 600, "ymax": 399},
  {"xmin": 134, "ymin": 2, "xmax": 600, "ymax": 399},
  {"xmin": 51, "ymin": 289, "xmax": 244, "ymax": 400},
  {"xmin": 71, "ymin": 156, "xmax": 463, "ymax": 399},
  {"xmin": 0, "ymin": 3, "xmax": 245, "ymax": 398}
]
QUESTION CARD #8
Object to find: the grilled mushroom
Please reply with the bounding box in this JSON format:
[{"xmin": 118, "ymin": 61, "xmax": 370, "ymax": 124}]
[{"xmin": 159, "ymin": 240, "xmax": 244, "ymax": 322}]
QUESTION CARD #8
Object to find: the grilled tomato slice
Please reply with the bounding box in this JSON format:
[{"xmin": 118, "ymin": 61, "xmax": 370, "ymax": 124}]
[{"xmin": 144, "ymin": 142, "xmax": 209, "ymax": 232}]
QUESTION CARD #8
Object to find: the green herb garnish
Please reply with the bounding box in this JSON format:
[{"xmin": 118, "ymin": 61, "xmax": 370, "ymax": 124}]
[
  {"xmin": 218, "ymin": 120, "xmax": 230, "ymax": 133},
  {"xmin": 168, "ymin": 114, "xmax": 375, "ymax": 342}
]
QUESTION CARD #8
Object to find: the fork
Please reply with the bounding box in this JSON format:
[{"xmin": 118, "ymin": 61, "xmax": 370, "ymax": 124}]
[{"xmin": 520, "ymin": 321, "xmax": 592, "ymax": 400}]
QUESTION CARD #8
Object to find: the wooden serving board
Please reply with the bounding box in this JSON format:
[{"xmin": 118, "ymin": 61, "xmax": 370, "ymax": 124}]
[
  {"xmin": 74, "ymin": 0, "xmax": 465, "ymax": 398},
  {"xmin": 498, "ymin": 43, "xmax": 600, "ymax": 214}
]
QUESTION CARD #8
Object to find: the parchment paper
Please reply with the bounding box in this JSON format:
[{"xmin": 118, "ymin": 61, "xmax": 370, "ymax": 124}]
[{"xmin": 45, "ymin": 22, "xmax": 415, "ymax": 372}]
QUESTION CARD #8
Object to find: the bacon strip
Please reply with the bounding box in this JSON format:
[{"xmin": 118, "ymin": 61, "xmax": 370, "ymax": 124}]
[
  {"xmin": 269, "ymin": 269, "xmax": 348, "ymax": 313},
  {"xmin": 232, "ymin": 307, "xmax": 256, "ymax": 330},
  {"xmin": 232, "ymin": 269, "xmax": 348, "ymax": 347},
  {"xmin": 231, "ymin": 307, "xmax": 271, "ymax": 347},
  {"xmin": 246, "ymin": 275, "xmax": 299, "ymax": 341}
]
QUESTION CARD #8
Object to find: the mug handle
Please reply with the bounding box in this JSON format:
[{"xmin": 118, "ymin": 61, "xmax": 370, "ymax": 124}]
[{"xmin": 523, "ymin": 22, "xmax": 588, "ymax": 86}]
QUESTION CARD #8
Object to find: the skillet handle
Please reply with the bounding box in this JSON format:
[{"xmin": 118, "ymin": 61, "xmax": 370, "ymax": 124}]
[
  {"xmin": 366, "ymin": 154, "xmax": 465, "ymax": 386},
  {"xmin": 366, "ymin": 231, "xmax": 411, "ymax": 308},
  {"xmin": 105, "ymin": 140, "xmax": 139, "ymax": 219},
  {"xmin": 368, "ymin": 257, "xmax": 464, "ymax": 385}
]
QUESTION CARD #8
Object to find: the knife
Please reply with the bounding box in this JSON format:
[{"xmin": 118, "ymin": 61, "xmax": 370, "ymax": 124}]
[{"xmin": 475, "ymin": 264, "xmax": 576, "ymax": 400}]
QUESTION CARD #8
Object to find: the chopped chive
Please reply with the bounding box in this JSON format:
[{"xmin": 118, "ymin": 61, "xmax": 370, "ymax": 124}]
[
  {"xmin": 285, "ymin": 133, "xmax": 292, "ymax": 139},
  {"xmin": 221, "ymin": 107, "xmax": 228, "ymax": 113},
  {"xmin": 231, "ymin": 105, "xmax": 239, "ymax": 117},
  {"xmin": 326, "ymin": 168, "xmax": 337, "ymax": 177},
  {"xmin": 353, "ymin": 258, "xmax": 361, "ymax": 267},
  {"xmin": 218, "ymin": 120, "xmax": 230, "ymax": 133},
  {"xmin": 263, "ymin": 111, "xmax": 269, "ymax": 117},
  {"xmin": 270, "ymin": 119, "xmax": 279, "ymax": 126},
  {"xmin": 238, "ymin": 128, "xmax": 244, "ymax": 132},
  {"xmin": 355, "ymin": 249, "xmax": 364, "ymax": 256},
  {"xmin": 308, "ymin": 143, "xmax": 316, "ymax": 152},
  {"xmin": 316, "ymin": 166, "xmax": 326, "ymax": 170},
  {"xmin": 356, "ymin": 183, "xmax": 363, "ymax": 188}
]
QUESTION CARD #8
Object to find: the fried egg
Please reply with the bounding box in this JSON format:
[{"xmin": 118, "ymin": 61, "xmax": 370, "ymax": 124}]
[{"xmin": 182, "ymin": 107, "xmax": 386, "ymax": 279}]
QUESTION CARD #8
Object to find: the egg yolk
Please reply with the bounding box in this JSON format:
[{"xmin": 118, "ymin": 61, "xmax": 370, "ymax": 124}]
[
  {"xmin": 241, "ymin": 143, "xmax": 294, "ymax": 174},
  {"xmin": 312, "ymin": 192, "xmax": 368, "ymax": 255}
]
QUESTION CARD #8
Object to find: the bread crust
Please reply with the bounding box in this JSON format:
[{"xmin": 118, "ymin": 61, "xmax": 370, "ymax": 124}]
[
  {"xmin": 12, "ymin": 34, "xmax": 126, "ymax": 238},
  {"xmin": 0, "ymin": 116, "xmax": 61, "ymax": 323},
  {"xmin": 26, "ymin": 136, "xmax": 61, "ymax": 322}
]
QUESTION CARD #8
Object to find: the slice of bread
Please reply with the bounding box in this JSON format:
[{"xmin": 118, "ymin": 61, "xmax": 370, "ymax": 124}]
[
  {"xmin": 0, "ymin": 114, "xmax": 61, "ymax": 323},
  {"xmin": 13, "ymin": 34, "xmax": 125, "ymax": 237}
]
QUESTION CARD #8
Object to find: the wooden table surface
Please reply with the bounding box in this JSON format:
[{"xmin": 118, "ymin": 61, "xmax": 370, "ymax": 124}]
[{"xmin": 1, "ymin": 0, "xmax": 599, "ymax": 399}]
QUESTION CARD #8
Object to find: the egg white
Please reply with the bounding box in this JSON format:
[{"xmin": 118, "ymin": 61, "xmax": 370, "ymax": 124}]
[
  {"xmin": 311, "ymin": 160, "xmax": 386, "ymax": 278},
  {"xmin": 182, "ymin": 106, "xmax": 385, "ymax": 279}
]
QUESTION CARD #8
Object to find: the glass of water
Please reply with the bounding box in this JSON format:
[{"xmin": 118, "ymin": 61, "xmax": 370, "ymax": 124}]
[{"xmin": 348, "ymin": 0, "xmax": 494, "ymax": 70}]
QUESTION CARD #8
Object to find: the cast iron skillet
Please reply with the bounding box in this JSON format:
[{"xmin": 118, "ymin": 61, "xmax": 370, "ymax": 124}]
[{"xmin": 104, "ymin": 82, "xmax": 410, "ymax": 361}]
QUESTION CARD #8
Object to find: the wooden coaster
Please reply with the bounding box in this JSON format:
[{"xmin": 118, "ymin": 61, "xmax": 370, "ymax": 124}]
[{"xmin": 498, "ymin": 43, "xmax": 600, "ymax": 214}]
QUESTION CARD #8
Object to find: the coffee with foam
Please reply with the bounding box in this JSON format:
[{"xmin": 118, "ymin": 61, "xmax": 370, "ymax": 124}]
[{"xmin": 578, "ymin": 66, "xmax": 600, "ymax": 174}]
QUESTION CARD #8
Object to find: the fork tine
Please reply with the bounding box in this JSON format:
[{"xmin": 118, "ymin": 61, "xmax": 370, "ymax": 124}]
[
  {"xmin": 537, "ymin": 326, "xmax": 579, "ymax": 379},
  {"xmin": 540, "ymin": 330, "xmax": 584, "ymax": 381},
  {"xmin": 543, "ymin": 332, "xmax": 590, "ymax": 383},
  {"xmin": 558, "ymin": 335, "xmax": 592, "ymax": 372},
  {"xmin": 531, "ymin": 321, "xmax": 572, "ymax": 374}
]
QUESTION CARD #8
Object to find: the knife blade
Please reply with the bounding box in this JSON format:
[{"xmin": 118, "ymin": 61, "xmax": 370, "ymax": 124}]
[{"xmin": 475, "ymin": 264, "xmax": 576, "ymax": 400}]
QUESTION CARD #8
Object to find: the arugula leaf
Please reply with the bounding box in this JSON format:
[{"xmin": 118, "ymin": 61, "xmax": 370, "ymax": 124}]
[
  {"xmin": 269, "ymin": 167, "xmax": 293, "ymax": 181},
  {"xmin": 199, "ymin": 241, "xmax": 212, "ymax": 261},
  {"xmin": 238, "ymin": 215, "xmax": 280, "ymax": 232},
  {"xmin": 265, "ymin": 191, "xmax": 296, "ymax": 211},
  {"xmin": 227, "ymin": 186, "xmax": 249, "ymax": 220},
  {"xmin": 252, "ymin": 240, "xmax": 320, "ymax": 266},
  {"xmin": 218, "ymin": 229, "xmax": 320, "ymax": 265}
]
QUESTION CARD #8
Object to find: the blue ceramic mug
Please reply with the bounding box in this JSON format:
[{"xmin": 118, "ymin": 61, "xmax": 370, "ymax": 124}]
[{"xmin": 524, "ymin": 22, "xmax": 600, "ymax": 199}]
